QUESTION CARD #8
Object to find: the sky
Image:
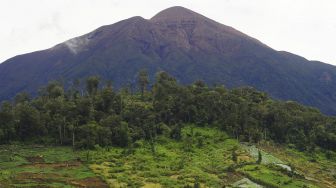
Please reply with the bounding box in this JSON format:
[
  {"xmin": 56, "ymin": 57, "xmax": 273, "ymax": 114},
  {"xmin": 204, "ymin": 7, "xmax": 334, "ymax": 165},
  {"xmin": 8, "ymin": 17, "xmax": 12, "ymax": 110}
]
[{"xmin": 0, "ymin": 0, "xmax": 336, "ymax": 65}]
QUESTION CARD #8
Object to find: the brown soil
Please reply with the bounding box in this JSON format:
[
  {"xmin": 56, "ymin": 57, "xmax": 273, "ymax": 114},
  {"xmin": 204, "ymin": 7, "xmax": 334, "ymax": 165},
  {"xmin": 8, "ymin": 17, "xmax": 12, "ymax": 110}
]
[
  {"xmin": 70, "ymin": 177, "xmax": 109, "ymax": 188},
  {"xmin": 15, "ymin": 172, "xmax": 62, "ymax": 183},
  {"xmin": 222, "ymin": 172, "xmax": 244, "ymax": 185},
  {"xmin": 22, "ymin": 161, "xmax": 81, "ymax": 169},
  {"xmin": 15, "ymin": 172, "xmax": 108, "ymax": 188},
  {"xmin": 26, "ymin": 155, "xmax": 45, "ymax": 163},
  {"xmin": 15, "ymin": 159, "xmax": 108, "ymax": 187}
]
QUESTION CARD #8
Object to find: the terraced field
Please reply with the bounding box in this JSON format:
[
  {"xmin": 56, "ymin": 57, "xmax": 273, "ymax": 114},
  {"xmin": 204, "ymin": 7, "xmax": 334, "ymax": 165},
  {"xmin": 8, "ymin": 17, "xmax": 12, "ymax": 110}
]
[
  {"xmin": 0, "ymin": 145, "xmax": 107, "ymax": 187},
  {"xmin": 1, "ymin": 126, "xmax": 335, "ymax": 187}
]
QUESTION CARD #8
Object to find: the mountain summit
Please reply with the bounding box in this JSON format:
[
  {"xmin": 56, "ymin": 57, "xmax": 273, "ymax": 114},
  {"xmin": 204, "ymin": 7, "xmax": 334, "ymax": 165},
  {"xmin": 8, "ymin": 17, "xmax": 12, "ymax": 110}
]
[
  {"xmin": 1, "ymin": 6, "xmax": 336, "ymax": 114},
  {"xmin": 151, "ymin": 6, "xmax": 204, "ymax": 22}
]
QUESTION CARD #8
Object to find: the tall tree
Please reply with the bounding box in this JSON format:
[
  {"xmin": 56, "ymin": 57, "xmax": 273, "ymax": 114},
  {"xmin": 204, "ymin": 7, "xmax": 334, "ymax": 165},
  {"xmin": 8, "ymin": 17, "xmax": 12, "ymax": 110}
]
[
  {"xmin": 0, "ymin": 102, "xmax": 15, "ymax": 143},
  {"xmin": 86, "ymin": 76, "xmax": 100, "ymax": 96},
  {"xmin": 137, "ymin": 69, "xmax": 149, "ymax": 97},
  {"xmin": 46, "ymin": 81, "xmax": 64, "ymax": 99}
]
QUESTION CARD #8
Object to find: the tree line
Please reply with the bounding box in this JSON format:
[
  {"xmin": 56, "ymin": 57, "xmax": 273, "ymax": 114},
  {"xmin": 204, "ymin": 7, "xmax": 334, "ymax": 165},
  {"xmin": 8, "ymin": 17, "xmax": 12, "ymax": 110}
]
[{"xmin": 0, "ymin": 70, "xmax": 335, "ymax": 153}]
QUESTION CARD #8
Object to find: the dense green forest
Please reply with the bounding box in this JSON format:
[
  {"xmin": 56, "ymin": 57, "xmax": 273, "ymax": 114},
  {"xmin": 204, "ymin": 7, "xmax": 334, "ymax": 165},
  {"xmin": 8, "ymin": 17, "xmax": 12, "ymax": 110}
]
[{"xmin": 0, "ymin": 70, "xmax": 335, "ymax": 154}]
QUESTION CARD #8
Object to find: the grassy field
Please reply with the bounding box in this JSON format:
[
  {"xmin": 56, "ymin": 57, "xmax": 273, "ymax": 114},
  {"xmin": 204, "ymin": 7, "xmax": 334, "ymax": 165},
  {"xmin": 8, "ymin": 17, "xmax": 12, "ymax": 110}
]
[
  {"xmin": 78, "ymin": 127, "xmax": 242, "ymax": 187},
  {"xmin": 79, "ymin": 126, "xmax": 326, "ymax": 187},
  {"xmin": 258, "ymin": 143, "xmax": 336, "ymax": 188},
  {"xmin": 1, "ymin": 126, "xmax": 335, "ymax": 187},
  {"xmin": 0, "ymin": 145, "xmax": 107, "ymax": 187}
]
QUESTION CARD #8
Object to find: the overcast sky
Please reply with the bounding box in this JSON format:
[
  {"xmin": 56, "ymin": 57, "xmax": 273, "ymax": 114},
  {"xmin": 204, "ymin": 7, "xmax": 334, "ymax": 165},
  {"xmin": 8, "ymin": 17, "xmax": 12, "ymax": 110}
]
[{"xmin": 1, "ymin": 0, "xmax": 336, "ymax": 65}]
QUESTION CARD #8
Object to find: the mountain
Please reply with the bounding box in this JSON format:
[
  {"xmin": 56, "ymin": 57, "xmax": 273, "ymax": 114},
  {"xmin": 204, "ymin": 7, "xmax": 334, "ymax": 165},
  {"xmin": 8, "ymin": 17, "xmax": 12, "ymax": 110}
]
[{"xmin": 1, "ymin": 6, "xmax": 336, "ymax": 114}]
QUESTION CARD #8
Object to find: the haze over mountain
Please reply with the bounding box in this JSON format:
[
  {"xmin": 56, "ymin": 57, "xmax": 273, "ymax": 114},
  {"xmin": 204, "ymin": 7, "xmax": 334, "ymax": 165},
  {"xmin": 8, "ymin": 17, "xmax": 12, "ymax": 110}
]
[{"xmin": 1, "ymin": 6, "xmax": 336, "ymax": 114}]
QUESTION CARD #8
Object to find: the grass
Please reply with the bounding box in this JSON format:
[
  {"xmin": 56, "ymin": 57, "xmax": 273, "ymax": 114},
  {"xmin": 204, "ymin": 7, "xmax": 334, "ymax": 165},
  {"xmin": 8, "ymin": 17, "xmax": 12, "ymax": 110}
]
[
  {"xmin": 1, "ymin": 126, "xmax": 335, "ymax": 187},
  {"xmin": 0, "ymin": 145, "xmax": 106, "ymax": 187},
  {"xmin": 77, "ymin": 126, "xmax": 323, "ymax": 187},
  {"xmin": 238, "ymin": 164, "xmax": 318, "ymax": 188},
  {"xmin": 76, "ymin": 126, "xmax": 240, "ymax": 187},
  {"xmin": 258, "ymin": 142, "xmax": 336, "ymax": 187}
]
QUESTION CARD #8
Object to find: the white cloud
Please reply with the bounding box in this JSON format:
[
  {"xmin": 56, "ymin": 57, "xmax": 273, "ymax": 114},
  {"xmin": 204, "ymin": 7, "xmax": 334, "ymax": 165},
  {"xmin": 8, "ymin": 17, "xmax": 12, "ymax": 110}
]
[{"xmin": 0, "ymin": 0, "xmax": 335, "ymax": 65}]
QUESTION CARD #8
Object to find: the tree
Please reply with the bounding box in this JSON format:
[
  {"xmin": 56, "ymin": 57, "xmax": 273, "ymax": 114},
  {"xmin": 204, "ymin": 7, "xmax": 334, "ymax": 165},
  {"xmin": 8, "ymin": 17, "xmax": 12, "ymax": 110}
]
[
  {"xmin": 232, "ymin": 146, "xmax": 238, "ymax": 163},
  {"xmin": 15, "ymin": 103, "xmax": 43, "ymax": 141},
  {"xmin": 45, "ymin": 97, "xmax": 67, "ymax": 145},
  {"xmin": 137, "ymin": 69, "xmax": 149, "ymax": 97},
  {"xmin": 69, "ymin": 78, "xmax": 81, "ymax": 99},
  {"xmin": 170, "ymin": 124, "xmax": 182, "ymax": 140},
  {"xmin": 183, "ymin": 134, "xmax": 193, "ymax": 152},
  {"xmin": 194, "ymin": 177, "xmax": 200, "ymax": 188},
  {"xmin": 257, "ymin": 150, "xmax": 262, "ymax": 164},
  {"xmin": 77, "ymin": 121, "xmax": 111, "ymax": 149},
  {"xmin": 0, "ymin": 73, "xmax": 335, "ymax": 154},
  {"xmin": 14, "ymin": 92, "xmax": 30, "ymax": 105},
  {"xmin": 114, "ymin": 121, "xmax": 131, "ymax": 147},
  {"xmin": 152, "ymin": 71, "xmax": 179, "ymax": 124},
  {"xmin": 63, "ymin": 100, "xmax": 78, "ymax": 149},
  {"xmin": 46, "ymin": 81, "xmax": 64, "ymax": 98},
  {"xmin": 0, "ymin": 102, "xmax": 15, "ymax": 143},
  {"xmin": 99, "ymin": 86, "xmax": 115, "ymax": 113},
  {"xmin": 86, "ymin": 76, "xmax": 100, "ymax": 96}
]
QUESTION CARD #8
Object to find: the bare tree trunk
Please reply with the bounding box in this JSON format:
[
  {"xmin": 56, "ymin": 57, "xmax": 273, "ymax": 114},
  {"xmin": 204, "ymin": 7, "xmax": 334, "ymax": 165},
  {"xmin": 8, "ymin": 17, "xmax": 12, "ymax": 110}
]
[
  {"xmin": 63, "ymin": 117, "xmax": 66, "ymax": 143},
  {"xmin": 59, "ymin": 125, "xmax": 62, "ymax": 145},
  {"xmin": 72, "ymin": 122, "xmax": 77, "ymax": 151},
  {"xmin": 72, "ymin": 130, "xmax": 75, "ymax": 150}
]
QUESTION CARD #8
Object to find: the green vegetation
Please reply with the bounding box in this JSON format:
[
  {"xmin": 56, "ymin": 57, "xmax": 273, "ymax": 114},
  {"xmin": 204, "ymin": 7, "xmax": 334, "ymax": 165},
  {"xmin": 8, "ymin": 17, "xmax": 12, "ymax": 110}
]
[
  {"xmin": 1, "ymin": 71, "xmax": 336, "ymax": 152},
  {"xmin": 258, "ymin": 143, "xmax": 336, "ymax": 187},
  {"xmin": 2, "ymin": 126, "xmax": 333, "ymax": 187},
  {"xmin": 83, "ymin": 126, "xmax": 322, "ymax": 187},
  {"xmin": 80, "ymin": 126, "xmax": 240, "ymax": 187},
  {"xmin": 1, "ymin": 70, "xmax": 336, "ymax": 187},
  {"xmin": 0, "ymin": 145, "xmax": 106, "ymax": 187},
  {"xmin": 238, "ymin": 164, "xmax": 316, "ymax": 188}
]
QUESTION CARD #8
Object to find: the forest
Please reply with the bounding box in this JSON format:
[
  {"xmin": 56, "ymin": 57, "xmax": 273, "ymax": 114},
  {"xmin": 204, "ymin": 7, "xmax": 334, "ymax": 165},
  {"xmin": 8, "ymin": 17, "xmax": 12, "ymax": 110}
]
[{"xmin": 0, "ymin": 70, "xmax": 336, "ymax": 154}]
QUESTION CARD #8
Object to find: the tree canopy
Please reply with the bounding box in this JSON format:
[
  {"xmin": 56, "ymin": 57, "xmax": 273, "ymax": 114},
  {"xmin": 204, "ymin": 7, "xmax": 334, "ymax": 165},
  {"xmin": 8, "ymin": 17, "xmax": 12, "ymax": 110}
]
[{"xmin": 0, "ymin": 71, "xmax": 335, "ymax": 152}]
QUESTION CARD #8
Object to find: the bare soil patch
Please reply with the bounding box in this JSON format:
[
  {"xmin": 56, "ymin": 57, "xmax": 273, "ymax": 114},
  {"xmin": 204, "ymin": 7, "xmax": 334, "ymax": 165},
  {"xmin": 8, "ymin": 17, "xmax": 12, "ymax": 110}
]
[
  {"xmin": 222, "ymin": 172, "xmax": 244, "ymax": 184},
  {"xmin": 15, "ymin": 172, "xmax": 108, "ymax": 187},
  {"xmin": 26, "ymin": 155, "xmax": 45, "ymax": 163},
  {"xmin": 22, "ymin": 161, "xmax": 81, "ymax": 169},
  {"xmin": 70, "ymin": 177, "xmax": 109, "ymax": 188},
  {"xmin": 15, "ymin": 172, "xmax": 62, "ymax": 183}
]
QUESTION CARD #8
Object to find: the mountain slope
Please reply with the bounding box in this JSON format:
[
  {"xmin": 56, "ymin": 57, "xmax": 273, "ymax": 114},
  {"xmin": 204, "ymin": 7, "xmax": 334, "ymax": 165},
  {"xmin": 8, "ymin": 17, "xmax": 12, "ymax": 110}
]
[{"xmin": 1, "ymin": 6, "xmax": 336, "ymax": 114}]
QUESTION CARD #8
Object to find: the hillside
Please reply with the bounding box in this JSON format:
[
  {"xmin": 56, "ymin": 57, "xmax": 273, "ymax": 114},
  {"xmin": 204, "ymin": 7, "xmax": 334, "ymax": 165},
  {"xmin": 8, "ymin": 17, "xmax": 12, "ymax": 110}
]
[
  {"xmin": 1, "ymin": 127, "xmax": 336, "ymax": 187},
  {"xmin": 1, "ymin": 71, "xmax": 336, "ymax": 187},
  {"xmin": 1, "ymin": 6, "xmax": 336, "ymax": 114}
]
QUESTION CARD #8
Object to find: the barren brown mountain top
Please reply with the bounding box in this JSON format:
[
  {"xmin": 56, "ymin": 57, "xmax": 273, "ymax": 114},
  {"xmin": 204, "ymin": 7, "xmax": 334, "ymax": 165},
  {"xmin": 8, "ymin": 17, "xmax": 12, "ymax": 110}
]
[{"xmin": 151, "ymin": 6, "xmax": 204, "ymax": 22}]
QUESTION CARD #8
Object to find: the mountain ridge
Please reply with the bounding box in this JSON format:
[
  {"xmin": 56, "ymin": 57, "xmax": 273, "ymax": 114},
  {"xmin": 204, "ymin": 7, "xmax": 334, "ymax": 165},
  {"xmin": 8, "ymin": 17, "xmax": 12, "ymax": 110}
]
[{"xmin": 1, "ymin": 6, "xmax": 336, "ymax": 114}]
